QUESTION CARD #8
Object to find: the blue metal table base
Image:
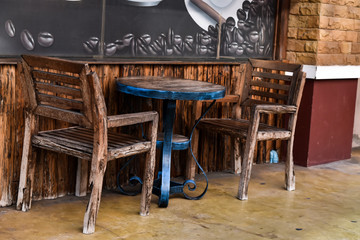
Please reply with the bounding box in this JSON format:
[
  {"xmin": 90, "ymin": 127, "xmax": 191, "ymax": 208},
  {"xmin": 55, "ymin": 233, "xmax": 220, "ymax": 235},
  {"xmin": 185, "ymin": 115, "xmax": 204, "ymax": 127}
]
[
  {"xmin": 116, "ymin": 100, "xmax": 216, "ymax": 206},
  {"xmin": 152, "ymin": 176, "xmax": 206, "ymax": 200},
  {"xmin": 117, "ymin": 166, "xmax": 208, "ymax": 201},
  {"xmin": 117, "ymin": 165, "xmax": 208, "ymax": 200}
]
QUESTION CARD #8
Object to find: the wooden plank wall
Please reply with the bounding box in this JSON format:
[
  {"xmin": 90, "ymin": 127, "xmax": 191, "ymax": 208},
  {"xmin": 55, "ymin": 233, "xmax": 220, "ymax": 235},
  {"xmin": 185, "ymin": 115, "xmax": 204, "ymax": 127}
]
[
  {"xmin": 0, "ymin": 63, "xmax": 282, "ymax": 206},
  {"xmin": 0, "ymin": 65, "xmax": 20, "ymax": 206}
]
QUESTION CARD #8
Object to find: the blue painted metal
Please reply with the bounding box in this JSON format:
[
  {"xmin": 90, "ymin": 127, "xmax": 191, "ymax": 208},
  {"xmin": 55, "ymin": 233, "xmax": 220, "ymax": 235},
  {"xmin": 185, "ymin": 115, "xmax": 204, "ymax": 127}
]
[
  {"xmin": 156, "ymin": 139, "xmax": 190, "ymax": 150},
  {"xmin": 116, "ymin": 82, "xmax": 225, "ymax": 101},
  {"xmin": 117, "ymin": 175, "xmax": 143, "ymax": 196},
  {"xmin": 116, "ymin": 156, "xmax": 143, "ymax": 196},
  {"xmin": 152, "ymin": 101, "xmax": 216, "ymax": 200},
  {"xmin": 152, "ymin": 179, "xmax": 200, "ymax": 198},
  {"xmin": 116, "ymin": 77, "xmax": 226, "ymax": 207},
  {"xmin": 158, "ymin": 99, "xmax": 176, "ymax": 207}
]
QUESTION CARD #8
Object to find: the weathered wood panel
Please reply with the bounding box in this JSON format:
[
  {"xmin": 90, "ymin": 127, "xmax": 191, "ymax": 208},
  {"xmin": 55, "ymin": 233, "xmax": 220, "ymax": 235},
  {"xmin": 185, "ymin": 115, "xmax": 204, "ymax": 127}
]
[
  {"xmin": 0, "ymin": 62, "xmax": 282, "ymax": 207},
  {"xmin": 0, "ymin": 65, "xmax": 18, "ymax": 206}
]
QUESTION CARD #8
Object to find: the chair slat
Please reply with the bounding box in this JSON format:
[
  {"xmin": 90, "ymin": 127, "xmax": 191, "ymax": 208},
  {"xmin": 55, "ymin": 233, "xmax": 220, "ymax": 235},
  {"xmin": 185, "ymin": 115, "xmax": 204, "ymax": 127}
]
[
  {"xmin": 37, "ymin": 93, "xmax": 84, "ymax": 110},
  {"xmin": 250, "ymin": 59, "xmax": 302, "ymax": 72},
  {"xmin": 199, "ymin": 119, "xmax": 291, "ymax": 141},
  {"xmin": 198, "ymin": 119, "xmax": 249, "ymax": 137},
  {"xmin": 34, "ymin": 133, "xmax": 93, "ymax": 153},
  {"xmin": 40, "ymin": 127, "xmax": 149, "ymax": 149},
  {"xmin": 39, "ymin": 131, "xmax": 94, "ymax": 149},
  {"xmin": 252, "ymin": 71, "xmax": 293, "ymax": 82},
  {"xmin": 256, "ymin": 127, "xmax": 292, "ymax": 141},
  {"xmin": 108, "ymin": 142, "xmax": 152, "ymax": 160},
  {"xmin": 35, "ymin": 105, "xmax": 91, "ymax": 127},
  {"xmin": 23, "ymin": 54, "xmax": 85, "ymax": 74},
  {"xmin": 35, "ymin": 81, "xmax": 82, "ymax": 98},
  {"xmin": 242, "ymin": 99, "xmax": 279, "ymax": 107},
  {"xmin": 33, "ymin": 70, "xmax": 81, "ymax": 86},
  {"xmin": 250, "ymin": 80, "xmax": 290, "ymax": 91},
  {"xmin": 32, "ymin": 136, "xmax": 93, "ymax": 160},
  {"xmin": 33, "ymin": 127, "xmax": 152, "ymax": 161},
  {"xmin": 249, "ymin": 90, "xmax": 288, "ymax": 101},
  {"xmin": 49, "ymin": 128, "xmax": 132, "ymax": 148}
]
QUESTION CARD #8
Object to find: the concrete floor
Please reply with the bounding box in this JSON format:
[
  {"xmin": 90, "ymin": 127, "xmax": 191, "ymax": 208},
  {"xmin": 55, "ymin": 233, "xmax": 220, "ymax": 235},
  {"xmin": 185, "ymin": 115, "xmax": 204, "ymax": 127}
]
[{"xmin": 1, "ymin": 150, "xmax": 360, "ymax": 240}]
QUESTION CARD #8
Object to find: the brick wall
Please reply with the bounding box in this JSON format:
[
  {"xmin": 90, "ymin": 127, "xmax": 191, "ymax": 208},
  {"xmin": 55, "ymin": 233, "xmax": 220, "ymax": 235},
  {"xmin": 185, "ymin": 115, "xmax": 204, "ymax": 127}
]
[{"xmin": 287, "ymin": 0, "xmax": 360, "ymax": 65}]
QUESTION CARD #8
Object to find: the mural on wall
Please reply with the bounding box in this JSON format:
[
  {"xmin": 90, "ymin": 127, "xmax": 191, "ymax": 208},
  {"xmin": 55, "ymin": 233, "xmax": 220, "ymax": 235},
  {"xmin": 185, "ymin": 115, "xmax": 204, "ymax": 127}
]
[{"xmin": 0, "ymin": 0, "xmax": 276, "ymax": 60}]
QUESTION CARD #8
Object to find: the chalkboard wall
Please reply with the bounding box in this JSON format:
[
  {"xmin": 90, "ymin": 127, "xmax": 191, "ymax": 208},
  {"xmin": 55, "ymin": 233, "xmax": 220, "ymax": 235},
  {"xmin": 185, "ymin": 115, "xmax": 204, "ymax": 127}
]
[{"xmin": 0, "ymin": 0, "xmax": 277, "ymax": 60}]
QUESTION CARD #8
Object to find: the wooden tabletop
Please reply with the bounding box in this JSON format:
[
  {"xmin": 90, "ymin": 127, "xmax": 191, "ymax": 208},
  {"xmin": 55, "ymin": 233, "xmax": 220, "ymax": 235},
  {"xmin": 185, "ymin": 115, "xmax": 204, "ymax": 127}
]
[{"xmin": 116, "ymin": 76, "xmax": 225, "ymax": 100}]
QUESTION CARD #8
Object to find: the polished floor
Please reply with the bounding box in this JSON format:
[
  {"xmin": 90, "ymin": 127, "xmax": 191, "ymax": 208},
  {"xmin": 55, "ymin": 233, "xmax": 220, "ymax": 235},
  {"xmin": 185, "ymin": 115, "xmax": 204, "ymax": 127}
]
[{"xmin": 1, "ymin": 150, "xmax": 360, "ymax": 240}]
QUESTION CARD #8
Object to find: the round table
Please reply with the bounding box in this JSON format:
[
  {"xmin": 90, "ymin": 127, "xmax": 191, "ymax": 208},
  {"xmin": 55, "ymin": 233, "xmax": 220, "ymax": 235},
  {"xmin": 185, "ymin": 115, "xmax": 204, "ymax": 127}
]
[{"xmin": 116, "ymin": 76, "xmax": 225, "ymax": 207}]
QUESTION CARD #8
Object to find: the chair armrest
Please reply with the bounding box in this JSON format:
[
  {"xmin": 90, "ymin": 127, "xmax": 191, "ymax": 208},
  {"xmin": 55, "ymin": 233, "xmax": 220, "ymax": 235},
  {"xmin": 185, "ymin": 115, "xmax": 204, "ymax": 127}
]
[
  {"xmin": 107, "ymin": 111, "xmax": 158, "ymax": 128},
  {"xmin": 253, "ymin": 104, "xmax": 297, "ymax": 114}
]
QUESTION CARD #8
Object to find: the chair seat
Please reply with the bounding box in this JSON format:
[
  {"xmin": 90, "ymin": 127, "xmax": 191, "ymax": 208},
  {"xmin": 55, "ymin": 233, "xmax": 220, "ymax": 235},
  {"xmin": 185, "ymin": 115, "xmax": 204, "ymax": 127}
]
[
  {"xmin": 32, "ymin": 126, "xmax": 152, "ymax": 161},
  {"xmin": 198, "ymin": 118, "xmax": 292, "ymax": 141}
]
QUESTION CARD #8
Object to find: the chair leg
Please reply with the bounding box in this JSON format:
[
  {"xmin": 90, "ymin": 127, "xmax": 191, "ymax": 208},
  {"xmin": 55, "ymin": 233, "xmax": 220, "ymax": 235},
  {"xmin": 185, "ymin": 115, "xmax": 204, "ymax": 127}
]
[
  {"xmin": 83, "ymin": 140, "xmax": 107, "ymax": 234},
  {"xmin": 141, "ymin": 116, "xmax": 158, "ymax": 215},
  {"xmin": 17, "ymin": 113, "xmax": 37, "ymax": 211},
  {"xmin": 82, "ymin": 161, "xmax": 106, "ymax": 234},
  {"xmin": 75, "ymin": 158, "xmax": 88, "ymax": 197},
  {"xmin": 17, "ymin": 150, "xmax": 37, "ymax": 211},
  {"xmin": 140, "ymin": 149, "xmax": 156, "ymax": 216},
  {"xmin": 232, "ymin": 137, "xmax": 241, "ymax": 174},
  {"xmin": 237, "ymin": 136, "xmax": 257, "ymax": 200},
  {"xmin": 285, "ymin": 139, "xmax": 295, "ymax": 191}
]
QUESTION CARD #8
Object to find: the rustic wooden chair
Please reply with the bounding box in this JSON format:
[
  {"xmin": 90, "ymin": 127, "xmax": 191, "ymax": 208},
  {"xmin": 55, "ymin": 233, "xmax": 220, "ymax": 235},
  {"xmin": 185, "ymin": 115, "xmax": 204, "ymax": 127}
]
[
  {"xmin": 192, "ymin": 59, "xmax": 306, "ymax": 200},
  {"xmin": 16, "ymin": 55, "xmax": 158, "ymax": 234}
]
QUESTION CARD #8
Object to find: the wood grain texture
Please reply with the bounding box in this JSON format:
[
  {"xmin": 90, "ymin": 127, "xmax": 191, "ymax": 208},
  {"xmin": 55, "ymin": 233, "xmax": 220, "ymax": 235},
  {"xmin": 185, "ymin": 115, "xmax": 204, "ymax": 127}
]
[
  {"xmin": 0, "ymin": 65, "xmax": 17, "ymax": 206},
  {"xmin": 116, "ymin": 76, "xmax": 225, "ymax": 100},
  {"xmin": 193, "ymin": 59, "xmax": 306, "ymax": 200},
  {"xmin": 1, "ymin": 60, "xmax": 293, "ymax": 207},
  {"xmin": 12, "ymin": 56, "xmax": 159, "ymax": 235}
]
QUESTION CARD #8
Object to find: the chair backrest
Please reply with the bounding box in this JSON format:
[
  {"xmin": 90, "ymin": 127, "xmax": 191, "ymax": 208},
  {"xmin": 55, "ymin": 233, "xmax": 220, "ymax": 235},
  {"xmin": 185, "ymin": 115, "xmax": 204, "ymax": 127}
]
[
  {"xmin": 241, "ymin": 59, "xmax": 304, "ymax": 108},
  {"xmin": 18, "ymin": 55, "xmax": 102, "ymax": 128}
]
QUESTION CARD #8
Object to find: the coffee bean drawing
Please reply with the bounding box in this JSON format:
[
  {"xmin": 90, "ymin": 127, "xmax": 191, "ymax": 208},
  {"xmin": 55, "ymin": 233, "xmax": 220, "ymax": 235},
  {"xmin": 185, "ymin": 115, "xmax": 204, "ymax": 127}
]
[
  {"xmin": 88, "ymin": 37, "xmax": 100, "ymax": 49},
  {"xmin": 123, "ymin": 34, "xmax": 134, "ymax": 47},
  {"xmin": 5, "ymin": 20, "xmax": 15, "ymax": 37},
  {"xmin": 38, "ymin": 32, "xmax": 54, "ymax": 47},
  {"xmin": 216, "ymin": 0, "xmax": 275, "ymax": 57},
  {"xmin": 79, "ymin": 1, "xmax": 275, "ymax": 58},
  {"xmin": 115, "ymin": 39, "xmax": 126, "ymax": 51},
  {"xmin": 174, "ymin": 35, "xmax": 182, "ymax": 45},
  {"xmin": 20, "ymin": 29, "xmax": 35, "ymax": 51},
  {"xmin": 140, "ymin": 34, "xmax": 151, "ymax": 45},
  {"xmin": 3, "ymin": 0, "xmax": 275, "ymax": 59},
  {"xmin": 82, "ymin": 37, "xmax": 100, "ymax": 53},
  {"xmin": 104, "ymin": 43, "xmax": 116, "ymax": 56},
  {"xmin": 83, "ymin": 41, "xmax": 93, "ymax": 53},
  {"xmin": 249, "ymin": 31, "xmax": 259, "ymax": 43}
]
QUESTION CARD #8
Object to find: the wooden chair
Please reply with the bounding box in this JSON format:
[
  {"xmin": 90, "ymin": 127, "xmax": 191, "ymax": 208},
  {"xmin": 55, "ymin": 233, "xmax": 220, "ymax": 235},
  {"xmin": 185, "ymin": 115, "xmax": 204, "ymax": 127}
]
[
  {"xmin": 192, "ymin": 59, "xmax": 306, "ymax": 200},
  {"xmin": 16, "ymin": 55, "xmax": 158, "ymax": 234}
]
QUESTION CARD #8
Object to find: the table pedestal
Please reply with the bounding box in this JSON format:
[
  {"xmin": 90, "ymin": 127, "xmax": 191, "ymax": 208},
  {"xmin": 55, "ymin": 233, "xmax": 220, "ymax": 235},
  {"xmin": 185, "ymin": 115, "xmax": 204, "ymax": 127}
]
[
  {"xmin": 157, "ymin": 99, "xmax": 175, "ymax": 207},
  {"xmin": 155, "ymin": 99, "xmax": 209, "ymax": 206},
  {"xmin": 116, "ymin": 76, "xmax": 225, "ymax": 207}
]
